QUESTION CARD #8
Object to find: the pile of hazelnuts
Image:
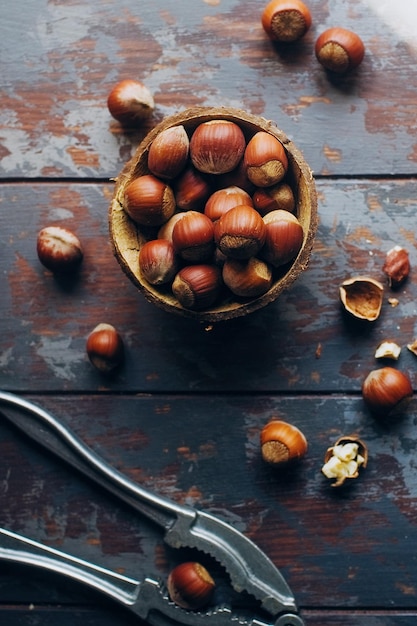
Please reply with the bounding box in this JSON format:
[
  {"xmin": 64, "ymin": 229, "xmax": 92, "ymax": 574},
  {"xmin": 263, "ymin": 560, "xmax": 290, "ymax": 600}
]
[
  {"xmin": 122, "ymin": 118, "xmax": 304, "ymax": 311},
  {"xmin": 262, "ymin": 0, "xmax": 365, "ymax": 74}
]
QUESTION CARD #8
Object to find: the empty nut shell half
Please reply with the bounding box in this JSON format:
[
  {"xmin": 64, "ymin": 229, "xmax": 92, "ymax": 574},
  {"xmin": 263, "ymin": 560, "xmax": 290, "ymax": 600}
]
[{"xmin": 339, "ymin": 276, "xmax": 384, "ymax": 322}]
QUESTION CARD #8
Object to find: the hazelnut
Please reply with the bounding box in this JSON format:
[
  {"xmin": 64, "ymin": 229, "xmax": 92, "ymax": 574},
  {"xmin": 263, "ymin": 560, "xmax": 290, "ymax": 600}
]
[
  {"xmin": 261, "ymin": 210, "xmax": 303, "ymax": 267},
  {"xmin": 261, "ymin": 420, "xmax": 308, "ymax": 465},
  {"xmin": 214, "ymin": 205, "xmax": 266, "ymax": 259},
  {"xmin": 204, "ymin": 186, "xmax": 253, "ymax": 222},
  {"xmin": 261, "ymin": 0, "xmax": 312, "ymax": 43},
  {"xmin": 189, "ymin": 120, "xmax": 246, "ymax": 175},
  {"xmin": 171, "ymin": 211, "xmax": 215, "ymax": 263},
  {"xmin": 147, "ymin": 125, "xmax": 190, "ymax": 180},
  {"xmin": 252, "ymin": 182, "xmax": 295, "ymax": 215},
  {"xmin": 167, "ymin": 562, "xmax": 215, "ymax": 610},
  {"xmin": 124, "ymin": 175, "xmax": 176, "ymax": 227},
  {"xmin": 172, "ymin": 265, "xmax": 222, "ymax": 310},
  {"xmin": 138, "ymin": 239, "xmax": 179, "ymax": 285},
  {"xmin": 362, "ymin": 367, "xmax": 413, "ymax": 417},
  {"xmin": 107, "ymin": 79, "xmax": 154, "ymax": 125},
  {"xmin": 222, "ymin": 257, "xmax": 273, "ymax": 298},
  {"xmin": 86, "ymin": 323, "xmax": 124, "ymax": 373},
  {"xmin": 37, "ymin": 226, "xmax": 83, "ymax": 274},
  {"xmin": 315, "ymin": 27, "xmax": 365, "ymax": 74},
  {"xmin": 174, "ymin": 166, "xmax": 212, "ymax": 212}
]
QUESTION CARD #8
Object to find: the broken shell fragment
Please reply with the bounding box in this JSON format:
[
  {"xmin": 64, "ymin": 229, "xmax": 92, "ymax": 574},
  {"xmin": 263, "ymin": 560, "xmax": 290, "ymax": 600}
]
[
  {"xmin": 407, "ymin": 339, "xmax": 417, "ymax": 357},
  {"xmin": 322, "ymin": 435, "xmax": 368, "ymax": 487},
  {"xmin": 339, "ymin": 276, "xmax": 384, "ymax": 322},
  {"xmin": 375, "ymin": 340, "xmax": 401, "ymax": 361},
  {"xmin": 382, "ymin": 245, "xmax": 410, "ymax": 288}
]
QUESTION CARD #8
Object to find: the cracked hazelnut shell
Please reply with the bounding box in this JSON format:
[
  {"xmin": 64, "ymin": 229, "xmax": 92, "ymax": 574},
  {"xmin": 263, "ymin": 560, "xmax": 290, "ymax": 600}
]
[{"xmin": 339, "ymin": 276, "xmax": 384, "ymax": 322}]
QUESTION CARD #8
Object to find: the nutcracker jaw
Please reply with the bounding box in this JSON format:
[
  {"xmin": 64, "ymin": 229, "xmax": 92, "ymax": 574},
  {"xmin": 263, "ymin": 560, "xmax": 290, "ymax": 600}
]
[{"xmin": 0, "ymin": 391, "xmax": 305, "ymax": 626}]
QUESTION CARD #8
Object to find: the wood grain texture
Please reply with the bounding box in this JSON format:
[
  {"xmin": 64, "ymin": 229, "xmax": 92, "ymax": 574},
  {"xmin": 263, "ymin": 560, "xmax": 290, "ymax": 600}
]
[
  {"xmin": 1, "ymin": 394, "xmax": 417, "ymax": 612},
  {"xmin": 1, "ymin": 0, "xmax": 417, "ymax": 178},
  {"xmin": 0, "ymin": 180, "xmax": 416, "ymax": 393}
]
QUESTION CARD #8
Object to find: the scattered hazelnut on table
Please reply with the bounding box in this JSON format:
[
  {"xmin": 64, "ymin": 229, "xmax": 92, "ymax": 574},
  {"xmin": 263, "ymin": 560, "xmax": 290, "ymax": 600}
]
[
  {"xmin": 261, "ymin": 0, "xmax": 312, "ymax": 43},
  {"xmin": 260, "ymin": 419, "xmax": 308, "ymax": 465},
  {"xmin": 382, "ymin": 245, "xmax": 410, "ymax": 289},
  {"xmin": 167, "ymin": 562, "xmax": 215, "ymax": 610},
  {"xmin": 107, "ymin": 79, "xmax": 154, "ymax": 125},
  {"xmin": 322, "ymin": 435, "xmax": 368, "ymax": 488},
  {"xmin": 36, "ymin": 226, "xmax": 83, "ymax": 274},
  {"xmin": 362, "ymin": 367, "xmax": 413, "ymax": 418},
  {"xmin": 86, "ymin": 323, "xmax": 124, "ymax": 373},
  {"xmin": 315, "ymin": 27, "xmax": 365, "ymax": 74}
]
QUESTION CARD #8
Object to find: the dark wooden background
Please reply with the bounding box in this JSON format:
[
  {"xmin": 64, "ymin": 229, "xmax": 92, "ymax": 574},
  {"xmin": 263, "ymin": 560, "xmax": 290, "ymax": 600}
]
[{"xmin": 2, "ymin": 1, "xmax": 417, "ymax": 624}]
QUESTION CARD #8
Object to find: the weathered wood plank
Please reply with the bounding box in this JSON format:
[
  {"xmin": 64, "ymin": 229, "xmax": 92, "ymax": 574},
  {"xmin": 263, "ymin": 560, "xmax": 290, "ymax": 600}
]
[
  {"xmin": 0, "ymin": 180, "xmax": 416, "ymax": 393},
  {"xmin": 1, "ymin": 394, "xmax": 417, "ymax": 611},
  {"xmin": 2, "ymin": 606, "xmax": 417, "ymax": 626},
  {"xmin": 2, "ymin": 0, "xmax": 417, "ymax": 177}
]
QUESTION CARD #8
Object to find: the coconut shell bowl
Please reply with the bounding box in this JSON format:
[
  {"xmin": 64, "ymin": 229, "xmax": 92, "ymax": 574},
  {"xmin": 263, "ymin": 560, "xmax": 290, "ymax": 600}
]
[{"xmin": 109, "ymin": 106, "xmax": 318, "ymax": 323}]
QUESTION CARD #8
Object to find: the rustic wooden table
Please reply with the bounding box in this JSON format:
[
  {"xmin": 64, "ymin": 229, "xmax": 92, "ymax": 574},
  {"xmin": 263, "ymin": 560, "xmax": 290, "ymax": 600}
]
[{"xmin": 2, "ymin": 1, "xmax": 417, "ymax": 624}]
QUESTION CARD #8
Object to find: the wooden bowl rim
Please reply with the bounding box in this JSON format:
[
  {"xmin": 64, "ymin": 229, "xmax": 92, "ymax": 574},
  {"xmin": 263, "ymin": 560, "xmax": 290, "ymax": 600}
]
[{"xmin": 109, "ymin": 106, "xmax": 318, "ymax": 322}]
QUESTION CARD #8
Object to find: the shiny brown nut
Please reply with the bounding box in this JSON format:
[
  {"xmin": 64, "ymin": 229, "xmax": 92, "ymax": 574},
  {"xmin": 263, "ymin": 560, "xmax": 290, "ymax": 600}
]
[
  {"xmin": 174, "ymin": 166, "xmax": 212, "ymax": 212},
  {"xmin": 172, "ymin": 264, "xmax": 222, "ymax": 310},
  {"xmin": 86, "ymin": 323, "xmax": 124, "ymax": 373},
  {"xmin": 261, "ymin": 419, "xmax": 308, "ymax": 465},
  {"xmin": 107, "ymin": 79, "xmax": 154, "ymax": 124},
  {"xmin": 362, "ymin": 367, "xmax": 413, "ymax": 417},
  {"xmin": 260, "ymin": 210, "xmax": 303, "ymax": 267},
  {"xmin": 167, "ymin": 562, "xmax": 215, "ymax": 610},
  {"xmin": 315, "ymin": 27, "xmax": 365, "ymax": 74},
  {"xmin": 171, "ymin": 211, "xmax": 215, "ymax": 263},
  {"xmin": 222, "ymin": 257, "xmax": 273, "ymax": 298},
  {"xmin": 189, "ymin": 120, "xmax": 246, "ymax": 175},
  {"xmin": 244, "ymin": 132, "xmax": 288, "ymax": 187},
  {"xmin": 261, "ymin": 0, "xmax": 312, "ymax": 43},
  {"xmin": 138, "ymin": 239, "xmax": 179, "ymax": 285},
  {"xmin": 124, "ymin": 175, "xmax": 176, "ymax": 227},
  {"xmin": 214, "ymin": 204, "xmax": 266, "ymax": 259},
  {"xmin": 147, "ymin": 125, "xmax": 190, "ymax": 180},
  {"xmin": 252, "ymin": 183, "xmax": 295, "ymax": 215},
  {"xmin": 204, "ymin": 186, "xmax": 253, "ymax": 222},
  {"xmin": 37, "ymin": 226, "xmax": 83, "ymax": 274}
]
